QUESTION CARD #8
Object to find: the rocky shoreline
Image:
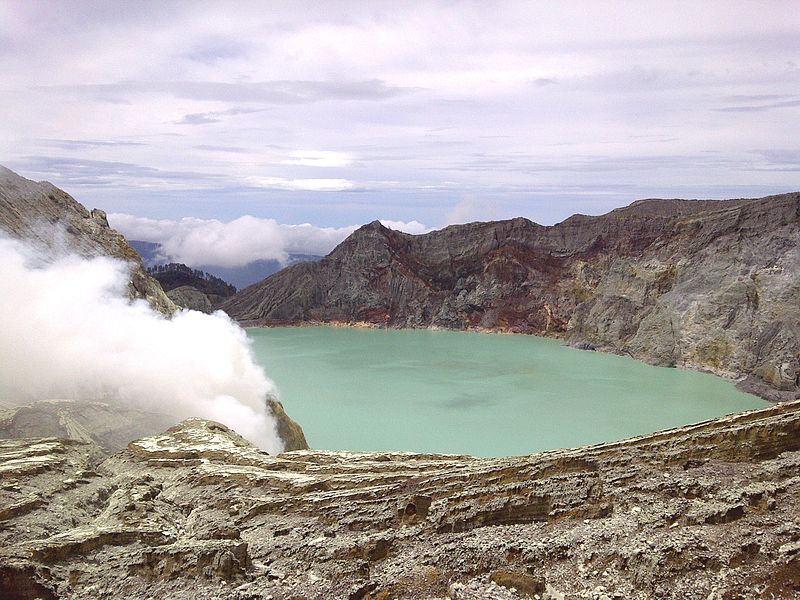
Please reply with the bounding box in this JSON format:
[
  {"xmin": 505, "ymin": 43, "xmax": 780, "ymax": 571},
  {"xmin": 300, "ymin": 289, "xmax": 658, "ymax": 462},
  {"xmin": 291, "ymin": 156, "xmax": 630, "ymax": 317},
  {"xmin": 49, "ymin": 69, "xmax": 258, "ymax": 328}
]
[{"xmin": 242, "ymin": 320, "xmax": 786, "ymax": 404}]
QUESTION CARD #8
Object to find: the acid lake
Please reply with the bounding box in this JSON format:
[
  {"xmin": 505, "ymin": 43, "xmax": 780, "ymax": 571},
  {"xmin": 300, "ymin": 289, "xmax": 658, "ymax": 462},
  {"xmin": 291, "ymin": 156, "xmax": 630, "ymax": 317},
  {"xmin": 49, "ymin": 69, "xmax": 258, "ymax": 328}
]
[{"xmin": 247, "ymin": 327, "xmax": 767, "ymax": 457}]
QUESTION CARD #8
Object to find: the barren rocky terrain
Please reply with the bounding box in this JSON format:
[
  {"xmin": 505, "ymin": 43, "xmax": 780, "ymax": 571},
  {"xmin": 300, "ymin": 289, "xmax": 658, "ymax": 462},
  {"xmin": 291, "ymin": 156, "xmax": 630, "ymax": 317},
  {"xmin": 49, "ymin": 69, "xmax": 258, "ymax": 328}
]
[
  {"xmin": 0, "ymin": 166, "xmax": 175, "ymax": 316},
  {"xmin": 2, "ymin": 402, "xmax": 800, "ymax": 599},
  {"xmin": 223, "ymin": 194, "xmax": 800, "ymax": 401}
]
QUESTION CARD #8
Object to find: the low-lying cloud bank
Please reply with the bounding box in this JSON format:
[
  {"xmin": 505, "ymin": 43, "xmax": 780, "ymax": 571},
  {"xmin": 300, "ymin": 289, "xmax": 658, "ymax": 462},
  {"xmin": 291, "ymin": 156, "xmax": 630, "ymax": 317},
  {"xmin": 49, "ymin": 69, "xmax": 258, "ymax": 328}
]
[
  {"xmin": 0, "ymin": 234, "xmax": 283, "ymax": 452},
  {"xmin": 109, "ymin": 213, "xmax": 431, "ymax": 268}
]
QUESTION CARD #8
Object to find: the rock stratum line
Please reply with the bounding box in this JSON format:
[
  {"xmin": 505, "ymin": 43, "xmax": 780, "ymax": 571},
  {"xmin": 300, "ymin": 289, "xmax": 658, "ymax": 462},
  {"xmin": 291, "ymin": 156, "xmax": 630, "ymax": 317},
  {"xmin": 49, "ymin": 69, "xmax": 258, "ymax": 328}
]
[{"xmin": 2, "ymin": 401, "xmax": 800, "ymax": 599}]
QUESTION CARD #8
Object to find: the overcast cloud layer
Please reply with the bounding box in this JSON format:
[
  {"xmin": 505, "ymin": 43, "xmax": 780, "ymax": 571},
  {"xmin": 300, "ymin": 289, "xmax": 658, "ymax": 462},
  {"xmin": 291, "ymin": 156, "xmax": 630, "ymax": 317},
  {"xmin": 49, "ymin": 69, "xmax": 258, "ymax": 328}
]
[{"xmin": 1, "ymin": 1, "xmax": 798, "ymax": 229}]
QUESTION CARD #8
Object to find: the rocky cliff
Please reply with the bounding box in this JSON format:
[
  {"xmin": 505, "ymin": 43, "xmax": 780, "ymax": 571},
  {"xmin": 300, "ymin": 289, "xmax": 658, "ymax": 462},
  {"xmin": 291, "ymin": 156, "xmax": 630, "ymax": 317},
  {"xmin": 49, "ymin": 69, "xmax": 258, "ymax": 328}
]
[
  {"xmin": 3, "ymin": 402, "xmax": 800, "ymax": 599},
  {"xmin": 223, "ymin": 194, "xmax": 800, "ymax": 400},
  {"xmin": 0, "ymin": 166, "xmax": 175, "ymax": 315},
  {"xmin": 0, "ymin": 165, "xmax": 308, "ymax": 454}
]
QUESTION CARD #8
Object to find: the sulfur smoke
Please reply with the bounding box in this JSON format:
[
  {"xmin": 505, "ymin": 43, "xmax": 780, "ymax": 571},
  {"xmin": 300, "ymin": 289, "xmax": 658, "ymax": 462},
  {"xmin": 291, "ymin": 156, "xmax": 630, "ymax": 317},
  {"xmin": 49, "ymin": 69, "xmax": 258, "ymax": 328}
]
[{"xmin": 0, "ymin": 234, "xmax": 283, "ymax": 453}]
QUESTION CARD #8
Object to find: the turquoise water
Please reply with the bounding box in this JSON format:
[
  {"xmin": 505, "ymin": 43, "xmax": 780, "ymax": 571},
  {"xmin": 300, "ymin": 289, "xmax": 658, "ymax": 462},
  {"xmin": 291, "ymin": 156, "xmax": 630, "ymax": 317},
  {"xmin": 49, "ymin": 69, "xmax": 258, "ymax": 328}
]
[{"xmin": 247, "ymin": 327, "xmax": 767, "ymax": 457}]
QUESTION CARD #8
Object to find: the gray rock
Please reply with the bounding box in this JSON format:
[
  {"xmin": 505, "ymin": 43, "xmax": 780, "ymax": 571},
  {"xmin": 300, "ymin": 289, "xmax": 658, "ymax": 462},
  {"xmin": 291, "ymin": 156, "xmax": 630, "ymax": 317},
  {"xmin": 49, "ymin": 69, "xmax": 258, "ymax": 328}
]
[
  {"xmin": 0, "ymin": 399, "xmax": 176, "ymax": 453},
  {"xmin": 167, "ymin": 285, "xmax": 214, "ymax": 313},
  {"xmin": 267, "ymin": 398, "xmax": 309, "ymax": 451}
]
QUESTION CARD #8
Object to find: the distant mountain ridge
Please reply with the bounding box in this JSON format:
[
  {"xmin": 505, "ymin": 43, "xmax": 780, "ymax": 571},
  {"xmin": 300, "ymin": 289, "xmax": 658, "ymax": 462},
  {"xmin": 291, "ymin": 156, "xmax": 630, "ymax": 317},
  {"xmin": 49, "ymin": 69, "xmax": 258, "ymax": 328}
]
[
  {"xmin": 129, "ymin": 239, "xmax": 320, "ymax": 289},
  {"xmin": 128, "ymin": 239, "xmax": 161, "ymax": 266},
  {"xmin": 149, "ymin": 263, "xmax": 236, "ymax": 296},
  {"xmin": 148, "ymin": 263, "xmax": 236, "ymax": 314},
  {"xmin": 223, "ymin": 193, "xmax": 800, "ymax": 401},
  {"xmin": 196, "ymin": 254, "xmax": 321, "ymax": 290}
]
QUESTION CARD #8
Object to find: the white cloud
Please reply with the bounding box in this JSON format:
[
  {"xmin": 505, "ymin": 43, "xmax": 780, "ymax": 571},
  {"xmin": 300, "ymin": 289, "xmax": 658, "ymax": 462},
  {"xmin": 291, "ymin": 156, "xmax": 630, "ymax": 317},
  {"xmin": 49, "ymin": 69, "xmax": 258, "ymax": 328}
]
[
  {"xmin": 1, "ymin": 2, "xmax": 798, "ymax": 225},
  {"xmin": 244, "ymin": 176, "xmax": 354, "ymax": 191},
  {"xmin": 379, "ymin": 219, "xmax": 431, "ymax": 235},
  {"xmin": 445, "ymin": 194, "xmax": 503, "ymax": 225},
  {"xmin": 281, "ymin": 150, "xmax": 353, "ymax": 167},
  {"xmin": 109, "ymin": 213, "xmax": 433, "ymax": 268}
]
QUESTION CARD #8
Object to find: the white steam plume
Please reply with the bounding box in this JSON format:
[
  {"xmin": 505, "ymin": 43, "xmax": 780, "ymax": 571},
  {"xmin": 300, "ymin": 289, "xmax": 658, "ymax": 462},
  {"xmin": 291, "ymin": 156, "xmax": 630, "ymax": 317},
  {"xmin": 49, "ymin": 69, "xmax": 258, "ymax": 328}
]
[
  {"xmin": 109, "ymin": 213, "xmax": 432, "ymax": 268},
  {"xmin": 0, "ymin": 234, "xmax": 283, "ymax": 453}
]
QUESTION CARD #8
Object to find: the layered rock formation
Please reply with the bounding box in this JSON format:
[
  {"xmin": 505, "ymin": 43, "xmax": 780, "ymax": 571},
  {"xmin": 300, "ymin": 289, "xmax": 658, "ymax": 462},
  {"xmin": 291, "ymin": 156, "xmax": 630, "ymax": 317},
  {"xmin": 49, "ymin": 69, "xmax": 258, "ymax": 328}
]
[
  {"xmin": 223, "ymin": 194, "xmax": 800, "ymax": 400},
  {"xmin": 3, "ymin": 402, "xmax": 800, "ymax": 599},
  {"xmin": 0, "ymin": 166, "xmax": 175, "ymax": 315},
  {"xmin": 0, "ymin": 397, "xmax": 309, "ymax": 455}
]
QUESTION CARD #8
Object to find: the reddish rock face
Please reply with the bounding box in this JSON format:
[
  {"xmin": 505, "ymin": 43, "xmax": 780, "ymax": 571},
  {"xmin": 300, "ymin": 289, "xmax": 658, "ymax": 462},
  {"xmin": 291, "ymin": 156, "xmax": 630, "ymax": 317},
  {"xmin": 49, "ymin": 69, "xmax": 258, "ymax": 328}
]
[{"xmin": 222, "ymin": 193, "xmax": 800, "ymax": 399}]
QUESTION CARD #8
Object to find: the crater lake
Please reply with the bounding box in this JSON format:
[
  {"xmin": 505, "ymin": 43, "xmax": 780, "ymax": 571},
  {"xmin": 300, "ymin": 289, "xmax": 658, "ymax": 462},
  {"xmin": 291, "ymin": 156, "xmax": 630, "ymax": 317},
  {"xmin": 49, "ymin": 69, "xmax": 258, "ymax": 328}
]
[{"xmin": 248, "ymin": 327, "xmax": 767, "ymax": 457}]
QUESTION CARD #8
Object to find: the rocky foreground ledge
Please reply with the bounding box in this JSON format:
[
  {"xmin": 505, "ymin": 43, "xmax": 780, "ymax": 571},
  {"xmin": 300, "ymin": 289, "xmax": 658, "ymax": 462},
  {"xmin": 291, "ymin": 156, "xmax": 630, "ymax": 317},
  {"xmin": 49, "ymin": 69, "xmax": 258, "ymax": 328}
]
[{"xmin": 2, "ymin": 404, "xmax": 800, "ymax": 600}]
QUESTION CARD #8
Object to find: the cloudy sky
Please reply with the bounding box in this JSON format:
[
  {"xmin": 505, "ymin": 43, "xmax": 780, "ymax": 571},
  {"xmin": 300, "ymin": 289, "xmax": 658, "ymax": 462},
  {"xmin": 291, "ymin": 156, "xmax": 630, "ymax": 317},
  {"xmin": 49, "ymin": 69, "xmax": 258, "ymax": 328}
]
[{"xmin": 2, "ymin": 1, "xmax": 799, "ymax": 264}]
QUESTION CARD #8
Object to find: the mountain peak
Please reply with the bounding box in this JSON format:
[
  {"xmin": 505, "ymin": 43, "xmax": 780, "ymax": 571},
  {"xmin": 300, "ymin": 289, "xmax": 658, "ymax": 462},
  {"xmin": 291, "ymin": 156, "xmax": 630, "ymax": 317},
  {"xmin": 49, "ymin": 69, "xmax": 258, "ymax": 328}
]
[
  {"xmin": 359, "ymin": 219, "xmax": 390, "ymax": 232},
  {"xmin": 0, "ymin": 165, "xmax": 176, "ymax": 316}
]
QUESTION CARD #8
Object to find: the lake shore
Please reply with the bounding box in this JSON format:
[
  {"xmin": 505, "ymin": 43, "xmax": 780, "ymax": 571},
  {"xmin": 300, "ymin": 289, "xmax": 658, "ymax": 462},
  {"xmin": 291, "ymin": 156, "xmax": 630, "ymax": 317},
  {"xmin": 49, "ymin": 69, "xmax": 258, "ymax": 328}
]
[
  {"xmin": 240, "ymin": 319, "xmax": 791, "ymax": 404},
  {"xmin": 246, "ymin": 325, "xmax": 767, "ymax": 456}
]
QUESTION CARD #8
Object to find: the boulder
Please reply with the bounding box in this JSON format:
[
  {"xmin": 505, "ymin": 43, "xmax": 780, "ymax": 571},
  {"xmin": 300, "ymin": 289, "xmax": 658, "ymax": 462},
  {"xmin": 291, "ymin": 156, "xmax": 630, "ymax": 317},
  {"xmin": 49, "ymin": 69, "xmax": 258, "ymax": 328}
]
[{"xmin": 267, "ymin": 398, "xmax": 309, "ymax": 451}]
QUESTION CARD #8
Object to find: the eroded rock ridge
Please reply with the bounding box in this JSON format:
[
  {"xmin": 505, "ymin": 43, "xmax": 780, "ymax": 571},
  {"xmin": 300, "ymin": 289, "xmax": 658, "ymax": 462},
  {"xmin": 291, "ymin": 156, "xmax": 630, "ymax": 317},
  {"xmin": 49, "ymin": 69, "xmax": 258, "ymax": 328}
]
[
  {"xmin": 0, "ymin": 166, "xmax": 175, "ymax": 315},
  {"xmin": 2, "ymin": 403, "xmax": 800, "ymax": 598}
]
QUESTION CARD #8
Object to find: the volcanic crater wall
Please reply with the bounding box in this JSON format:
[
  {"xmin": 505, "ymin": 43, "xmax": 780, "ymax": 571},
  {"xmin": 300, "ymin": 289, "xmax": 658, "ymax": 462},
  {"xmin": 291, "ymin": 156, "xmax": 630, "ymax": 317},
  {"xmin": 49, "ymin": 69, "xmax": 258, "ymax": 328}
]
[{"xmin": 223, "ymin": 193, "xmax": 800, "ymax": 400}]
